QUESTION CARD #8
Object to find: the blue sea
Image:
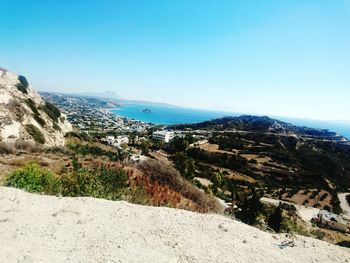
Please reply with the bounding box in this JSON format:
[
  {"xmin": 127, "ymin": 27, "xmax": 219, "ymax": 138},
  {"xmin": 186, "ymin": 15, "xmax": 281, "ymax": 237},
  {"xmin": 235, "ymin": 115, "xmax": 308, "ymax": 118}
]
[{"xmin": 111, "ymin": 102, "xmax": 350, "ymax": 140}]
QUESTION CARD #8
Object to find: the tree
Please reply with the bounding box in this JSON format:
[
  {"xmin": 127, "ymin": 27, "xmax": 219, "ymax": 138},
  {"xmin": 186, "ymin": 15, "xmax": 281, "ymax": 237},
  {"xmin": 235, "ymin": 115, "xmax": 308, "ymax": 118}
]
[
  {"xmin": 268, "ymin": 204, "xmax": 283, "ymax": 232},
  {"xmin": 235, "ymin": 189, "xmax": 264, "ymax": 225},
  {"xmin": 211, "ymin": 172, "xmax": 223, "ymax": 188},
  {"xmin": 140, "ymin": 140, "xmax": 150, "ymax": 155},
  {"xmin": 172, "ymin": 152, "xmax": 196, "ymax": 180}
]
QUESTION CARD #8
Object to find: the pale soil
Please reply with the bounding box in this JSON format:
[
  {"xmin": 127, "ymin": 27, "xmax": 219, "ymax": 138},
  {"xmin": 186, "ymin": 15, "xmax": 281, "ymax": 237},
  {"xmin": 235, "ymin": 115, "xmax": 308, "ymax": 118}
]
[
  {"xmin": 339, "ymin": 193, "xmax": 350, "ymax": 220},
  {"xmin": 1, "ymin": 187, "xmax": 349, "ymax": 263},
  {"xmin": 198, "ymin": 143, "xmax": 238, "ymax": 154},
  {"xmin": 194, "ymin": 177, "xmax": 213, "ymax": 187},
  {"xmin": 282, "ymin": 189, "xmax": 333, "ymax": 209},
  {"xmin": 240, "ymin": 154, "xmax": 272, "ymax": 163},
  {"xmin": 198, "ymin": 162, "xmax": 257, "ymax": 184},
  {"xmin": 0, "ymin": 153, "xmax": 70, "ymax": 181},
  {"xmin": 148, "ymin": 151, "xmax": 172, "ymax": 166}
]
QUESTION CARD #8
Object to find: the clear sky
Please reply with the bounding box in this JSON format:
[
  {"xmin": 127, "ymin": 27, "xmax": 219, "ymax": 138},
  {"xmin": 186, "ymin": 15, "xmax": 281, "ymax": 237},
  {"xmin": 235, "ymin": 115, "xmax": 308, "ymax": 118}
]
[{"xmin": 1, "ymin": 0, "xmax": 349, "ymax": 121}]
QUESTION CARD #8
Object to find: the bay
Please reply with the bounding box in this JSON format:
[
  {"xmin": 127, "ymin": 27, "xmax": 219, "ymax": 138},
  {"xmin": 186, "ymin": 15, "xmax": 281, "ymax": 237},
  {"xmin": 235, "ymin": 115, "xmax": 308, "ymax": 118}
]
[{"xmin": 110, "ymin": 102, "xmax": 350, "ymax": 139}]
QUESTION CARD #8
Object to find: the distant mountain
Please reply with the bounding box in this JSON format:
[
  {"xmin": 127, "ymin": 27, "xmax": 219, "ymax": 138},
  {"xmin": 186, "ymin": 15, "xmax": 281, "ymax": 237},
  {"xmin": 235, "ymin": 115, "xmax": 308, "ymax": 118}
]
[
  {"xmin": 0, "ymin": 68, "xmax": 72, "ymax": 147},
  {"xmin": 40, "ymin": 92, "xmax": 121, "ymax": 109},
  {"xmin": 72, "ymin": 90, "xmax": 121, "ymax": 99}
]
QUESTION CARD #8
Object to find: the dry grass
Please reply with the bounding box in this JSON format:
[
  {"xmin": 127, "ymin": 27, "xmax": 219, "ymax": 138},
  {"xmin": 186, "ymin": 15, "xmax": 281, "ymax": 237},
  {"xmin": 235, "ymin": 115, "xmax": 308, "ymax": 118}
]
[
  {"xmin": 138, "ymin": 159, "xmax": 224, "ymax": 213},
  {"xmin": 198, "ymin": 143, "xmax": 239, "ymax": 154},
  {"xmin": 240, "ymin": 154, "xmax": 272, "ymax": 163}
]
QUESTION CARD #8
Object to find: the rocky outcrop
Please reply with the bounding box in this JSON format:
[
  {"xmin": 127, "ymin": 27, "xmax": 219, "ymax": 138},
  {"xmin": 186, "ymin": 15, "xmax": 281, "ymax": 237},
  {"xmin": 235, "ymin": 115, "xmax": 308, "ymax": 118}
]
[{"xmin": 0, "ymin": 68, "xmax": 72, "ymax": 147}]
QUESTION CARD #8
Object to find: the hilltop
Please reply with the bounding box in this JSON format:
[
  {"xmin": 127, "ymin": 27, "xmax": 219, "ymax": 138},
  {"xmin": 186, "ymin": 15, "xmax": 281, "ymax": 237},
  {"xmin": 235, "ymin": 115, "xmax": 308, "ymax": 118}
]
[
  {"xmin": 0, "ymin": 68, "xmax": 72, "ymax": 147},
  {"xmin": 0, "ymin": 186, "xmax": 348, "ymax": 263},
  {"xmin": 170, "ymin": 115, "xmax": 349, "ymax": 143}
]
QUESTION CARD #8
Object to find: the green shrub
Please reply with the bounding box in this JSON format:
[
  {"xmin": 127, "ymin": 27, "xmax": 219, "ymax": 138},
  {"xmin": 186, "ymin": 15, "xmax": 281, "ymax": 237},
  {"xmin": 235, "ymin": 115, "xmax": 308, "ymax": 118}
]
[
  {"xmin": 67, "ymin": 143, "xmax": 123, "ymax": 161},
  {"xmin": 60, "ymin": 164, "xmax": 128, "ymax": 200},
  {"xmin": 25, "ymin": 99, "xmax": 39, "ymax": 115},
  {"xmin": 41, "ymin": 101, "xmax": 61, "ymax": 123},
  {"xmin": 280, "ymin": 217, "xmax": 299, "ymax": 233},
  {"xmin": 4, "ymin": 161, "xmax": 129, "ymax": 201},
  {"xmin": 25, "ymin": 124, "xmax": 45, "ymax": 144},
  {"xmin": 18, "ymin": 75, "xmax": 29, "ymax": 87},
  {"xmin": 25, "ymin": 99, "xmax": 46, "ymax": 127},
  {"xmin": 53, "ymin": 122, "xmax": 61, "ymax": 131},
  {"xmin": 16, "ymin": 76, "xmax": 29, "ymax": 94},
  {"xmin": 16, "ymin": 83, "xmax": 28, "ymax": 94},
  {"xmin": 4, "ymin": 163, "xmax": 61, "ymax": 195}
]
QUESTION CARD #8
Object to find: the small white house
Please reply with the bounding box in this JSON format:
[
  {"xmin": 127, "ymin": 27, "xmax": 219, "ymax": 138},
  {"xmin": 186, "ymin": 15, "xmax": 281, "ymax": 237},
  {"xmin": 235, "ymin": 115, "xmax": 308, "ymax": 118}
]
[
  {"xmin": 106, "ymin": 136, "xmax": 115, "ymax": 145},
  {"xmin": 152, "ymin": 130, "xmax": 174, "ymax": 143},
  {"xmin": 106, "ymin": 135, "xmax": 129, "ymax": 147},
  {"xmin": 316, "ymin": 210, "xmax": 350, "ymax": 233}
]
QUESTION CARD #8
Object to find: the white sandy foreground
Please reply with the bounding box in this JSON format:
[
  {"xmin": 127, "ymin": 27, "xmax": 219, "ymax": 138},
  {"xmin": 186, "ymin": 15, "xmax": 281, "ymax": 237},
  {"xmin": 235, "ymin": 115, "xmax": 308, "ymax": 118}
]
[{"xmin": 0, "ymin": 187, "xmax": 349, "ymax": 263}]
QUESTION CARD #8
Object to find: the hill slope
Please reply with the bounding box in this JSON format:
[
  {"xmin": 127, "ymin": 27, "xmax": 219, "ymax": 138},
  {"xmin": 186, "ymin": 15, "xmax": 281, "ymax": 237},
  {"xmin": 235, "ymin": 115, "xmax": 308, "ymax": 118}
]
[
  {"xmin": 0, "ymin": 187, "xmax": 348, "ymax": 263},
  {"xmin": 0, "ymin": 68, "xmax": 72, "ymax": 147}
]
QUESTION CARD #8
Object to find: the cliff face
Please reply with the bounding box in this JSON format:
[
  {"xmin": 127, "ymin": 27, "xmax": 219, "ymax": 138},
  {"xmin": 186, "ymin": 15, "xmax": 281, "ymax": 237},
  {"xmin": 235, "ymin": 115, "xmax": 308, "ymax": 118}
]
[{"xmin": 0, "ymin": 68, "xmax": 72, "ymax": 147}]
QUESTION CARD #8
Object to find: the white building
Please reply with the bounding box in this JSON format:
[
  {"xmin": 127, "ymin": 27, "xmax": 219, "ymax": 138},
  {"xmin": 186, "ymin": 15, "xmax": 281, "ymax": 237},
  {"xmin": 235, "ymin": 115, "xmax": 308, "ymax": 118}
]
[
  {"xmin": 106, "ymin": 135, "xmax": 129, "ymax": 147},
  {"xmin": 152, "ymin": 130, "xmax": 174, "ymax": 143},
  {"xmin": 316, "ymin": 210, "xmax": 350, "ymax": 233}
]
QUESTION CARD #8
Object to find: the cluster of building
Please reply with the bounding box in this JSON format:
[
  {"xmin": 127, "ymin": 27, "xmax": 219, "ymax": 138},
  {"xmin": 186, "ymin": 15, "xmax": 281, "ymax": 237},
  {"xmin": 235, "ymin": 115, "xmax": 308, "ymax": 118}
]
[
  {"xmin": 314, "ymin": 210, "xmax": 350, "ymax": 233},
  {"xmin": 105, "ymin": 135, "xmax": 129, "ymax": 148},
  {"xmin": 41, "ymin": 92, "xmax": 151, "ymax": 133}
]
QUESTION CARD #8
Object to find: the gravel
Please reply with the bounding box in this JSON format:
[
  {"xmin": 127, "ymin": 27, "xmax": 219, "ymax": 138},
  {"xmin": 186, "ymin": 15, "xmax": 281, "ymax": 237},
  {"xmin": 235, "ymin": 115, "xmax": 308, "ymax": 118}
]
[{"xmin": 0, "ymin": 187, "xmax": 349, "ymax": 263}]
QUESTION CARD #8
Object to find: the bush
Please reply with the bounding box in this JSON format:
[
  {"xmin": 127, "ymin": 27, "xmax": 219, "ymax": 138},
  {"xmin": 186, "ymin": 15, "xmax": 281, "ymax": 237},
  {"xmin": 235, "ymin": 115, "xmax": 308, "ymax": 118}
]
[
  {"xmin": 337, "ymin": 241, "xmax": 350, "ymax": 248},
  {"xmin": 25, "ymin": 99, "xmax": 46, "ymax": 127},
  {"xmin": 15, "ymin": 140, "xmax": 42, "ymax": 152},
  {"xmin": 0, "ymin": 142, "xmax": 16, "ymax": 154},
  {"xmin": 268, "ymin": 205, "xmax": 283, "ymax": 232},
  {"xmin": 41, "ymin": 101, "xmax": 61, "ymax": 123},
  {"xmin": 280, "ymin": 217, "xmax": 299, "ymax": 233},
  {"xmin": 67, "ymin": 143, "xmax": 123, "ymax": 161},
  {"xmin": 138, "ymin": 159, "xmax": 223, "ymax": 213},
  {"xmin": 18, "ymin": 75, "xmax": 29, "ymax": 88},
  {"xmin": 16, "ymin": 76, "xmax": 28, "ymax": 94},
  {"xmin": 235, "ymin": 189, "xmax": 264, "ymax": 225},
  {"xmin": 16, "ymin": 84, "xmax": 27, "ymax": 93},
  {"xmin": 53, "ymin": 122, "xmax": 61, "ymax": 131},
  {"xmin": 25, "ymin": 124, "xmax": 45, "ymax": 144},
  {"xmin": 60, "ymin": 163, "xmax": 128, "ymax": 200},
  {"xmin": 4, "ymin": 163, "xmax": 61, "ymax": 195},
  {"xmin": 5, "ymin": 161, "xmax": 129, "ymax": 201}
]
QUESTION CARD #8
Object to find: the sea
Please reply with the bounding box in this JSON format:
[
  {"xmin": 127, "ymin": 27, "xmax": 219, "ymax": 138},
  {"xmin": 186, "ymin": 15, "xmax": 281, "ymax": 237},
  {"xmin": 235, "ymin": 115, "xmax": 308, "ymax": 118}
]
[{"xmin": 110, "ymin": 102, "xmax": 350, "ymax": 140}]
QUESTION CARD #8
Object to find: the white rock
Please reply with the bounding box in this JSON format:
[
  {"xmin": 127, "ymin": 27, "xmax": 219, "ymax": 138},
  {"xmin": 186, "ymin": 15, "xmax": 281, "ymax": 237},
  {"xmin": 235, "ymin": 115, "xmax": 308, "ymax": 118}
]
[{"xmin": 0, "ymin": 68, "xmax": 72, "ymax": 146}]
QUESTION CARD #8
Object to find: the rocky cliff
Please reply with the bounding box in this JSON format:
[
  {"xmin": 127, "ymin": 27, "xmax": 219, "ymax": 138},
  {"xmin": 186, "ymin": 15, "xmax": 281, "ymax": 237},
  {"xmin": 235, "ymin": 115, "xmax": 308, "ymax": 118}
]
[{"xmin": 0, "ymin": 68, "xmax": 72, "ymax": 147}]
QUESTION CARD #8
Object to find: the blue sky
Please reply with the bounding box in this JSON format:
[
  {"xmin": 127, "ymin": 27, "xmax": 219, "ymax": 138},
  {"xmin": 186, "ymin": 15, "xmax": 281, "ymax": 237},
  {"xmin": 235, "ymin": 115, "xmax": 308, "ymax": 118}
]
[{"xmin": 1, "ymin": 0, "xmax": 349, "ymax": 121}]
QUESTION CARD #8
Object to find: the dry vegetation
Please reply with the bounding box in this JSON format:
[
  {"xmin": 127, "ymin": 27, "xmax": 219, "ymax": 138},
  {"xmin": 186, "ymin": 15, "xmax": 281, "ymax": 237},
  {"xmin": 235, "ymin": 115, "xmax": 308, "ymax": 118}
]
[
  {"xmin": 0, "ymin": 140, "xmax": 223, "ymax": 214},
  {"xmin": 138, "ymin": 159, "xmax": 223, "ymax": 213}
]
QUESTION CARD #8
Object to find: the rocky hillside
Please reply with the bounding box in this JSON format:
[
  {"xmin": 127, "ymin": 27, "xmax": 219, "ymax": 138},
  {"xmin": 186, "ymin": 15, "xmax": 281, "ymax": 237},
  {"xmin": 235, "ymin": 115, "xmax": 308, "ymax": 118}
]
[
  {"xmin": 170, "ymin": 115, "xmax": 349, "ymax": 143},
  {"xmin": 0, "ymin": 68, "xmax": 72, "ymax": 147},
  {"xmin": 0, "ymin": 186, "xmax": 348, "ymax": 263}
]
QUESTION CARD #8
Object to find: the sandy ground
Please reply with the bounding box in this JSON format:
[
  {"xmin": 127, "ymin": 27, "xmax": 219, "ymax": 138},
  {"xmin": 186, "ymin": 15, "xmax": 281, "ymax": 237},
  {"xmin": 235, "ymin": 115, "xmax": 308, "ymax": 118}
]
[
  {"xmin": 339, "ymin": 193, "xmax": 350, "ymax": 220},
  {"xmin": 0, "ymin": 187, "xmax": 349, "ymax": 263}
]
